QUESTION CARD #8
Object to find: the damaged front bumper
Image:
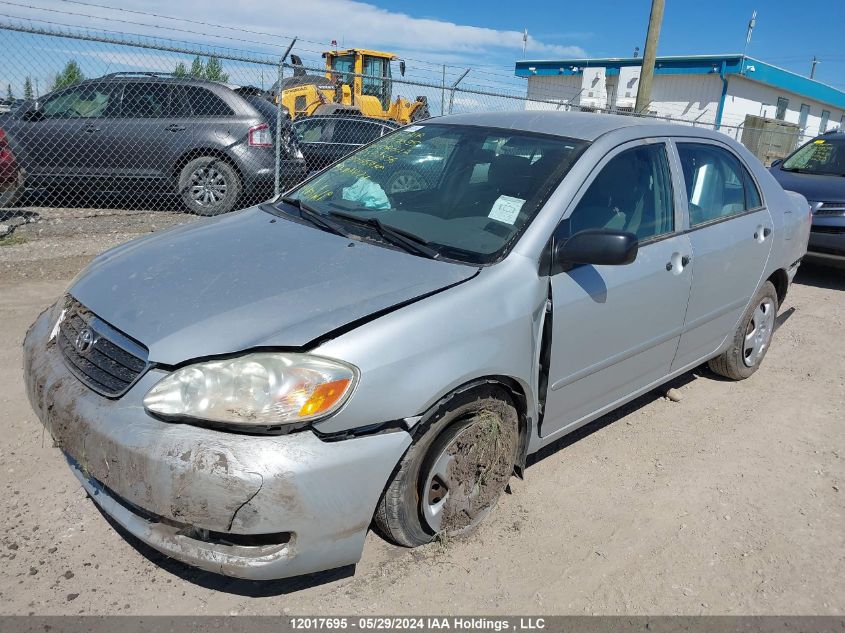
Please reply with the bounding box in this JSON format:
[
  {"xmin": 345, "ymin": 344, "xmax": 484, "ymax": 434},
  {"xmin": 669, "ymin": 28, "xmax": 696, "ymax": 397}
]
[{"xmin": 23, "ymin": 304, "xmax": 412, "ymax": 580}]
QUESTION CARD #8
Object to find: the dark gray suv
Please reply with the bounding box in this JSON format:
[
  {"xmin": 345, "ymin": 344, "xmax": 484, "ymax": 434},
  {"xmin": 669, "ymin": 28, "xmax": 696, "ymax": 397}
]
[{"xmin": 0, "ymin": 73, "xmax": 307, "ymax": 215}]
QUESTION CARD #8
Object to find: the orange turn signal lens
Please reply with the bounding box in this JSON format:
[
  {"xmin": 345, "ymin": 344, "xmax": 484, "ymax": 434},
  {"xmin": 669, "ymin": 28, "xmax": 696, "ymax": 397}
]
[{"xmin": 298, "ymin": 378, "xmax": 352, "ymax": 417}]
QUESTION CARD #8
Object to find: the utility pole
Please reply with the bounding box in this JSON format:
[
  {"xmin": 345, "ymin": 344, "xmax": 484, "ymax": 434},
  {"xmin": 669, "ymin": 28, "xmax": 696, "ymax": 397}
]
[
  {"xmin": 634, "ymin": 0, "xmax": 665, "ymax": 114},
  {"xmin": 810, "ymin": 56, "xmax": 819, "ymax": 79},
  {"xmin": 522, "ymin": 28, "xmax": 528, "ymax": 59}
]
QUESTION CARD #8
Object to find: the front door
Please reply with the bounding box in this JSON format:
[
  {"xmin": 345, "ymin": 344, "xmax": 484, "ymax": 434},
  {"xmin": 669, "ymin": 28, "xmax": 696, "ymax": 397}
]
[
  {"xmin": 17, "ymin": 81, "xmax": 121, "ymax": 186},
  {"xmin": 542, "ymin": 139, "xmax": 693, "ymax": 439},
  {"xmin": 670, "ymin": 141, "xmax": 774, "ymax": 371}
]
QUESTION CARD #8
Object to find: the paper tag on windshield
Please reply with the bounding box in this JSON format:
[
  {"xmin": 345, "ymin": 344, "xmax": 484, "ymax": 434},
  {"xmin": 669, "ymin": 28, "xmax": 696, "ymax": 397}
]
[
  {"xmin": 488, "ymin": 195, "xmax": 525, "ymax": 224},
  {"xmin": 402, "ymin": 125, "xmax": 424, "ymax": 132}
]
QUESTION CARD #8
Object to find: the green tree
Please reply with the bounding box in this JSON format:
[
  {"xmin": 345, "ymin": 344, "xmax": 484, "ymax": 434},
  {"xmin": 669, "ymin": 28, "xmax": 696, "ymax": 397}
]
[
  {"xmin": 23, "ymin": 76, "xmax": 33, "ymax": 100},
  {"xmin": 189, "ymin": 56, "xmax": 205, "ymax": 79},
  {"xmin": 173, "ymin": 61, "xmax": 187, "ymax": 78},
  {"xmin": 203, "ymin": 56, "xmax": 229, "ymax": 82},
  {"xmin": 5, "ymin": 83, "xmax": 12, "ymax": 101},
  {"xmin": 52, "ymin": 60, "xmax": 85, "ymax": 90}
]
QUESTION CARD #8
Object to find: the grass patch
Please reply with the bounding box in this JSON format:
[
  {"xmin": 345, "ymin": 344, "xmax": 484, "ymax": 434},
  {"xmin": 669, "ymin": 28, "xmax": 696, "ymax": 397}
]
[{"xmin": 0, "ymin": 231, "xmax": 26, "ymax": 246}]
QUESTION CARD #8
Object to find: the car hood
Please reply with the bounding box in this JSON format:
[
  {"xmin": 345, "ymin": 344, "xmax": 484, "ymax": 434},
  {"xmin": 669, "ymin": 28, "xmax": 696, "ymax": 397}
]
[
  {"xmin": 69, "ymin": 206, "xmax": 478, "ymax": 365},
  {"xmin": 769, "ymin": 167, "xmax": 845, "ymax": 203}
]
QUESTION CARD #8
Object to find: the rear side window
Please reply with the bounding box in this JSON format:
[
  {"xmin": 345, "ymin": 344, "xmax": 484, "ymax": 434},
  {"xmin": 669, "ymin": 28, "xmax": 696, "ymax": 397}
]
[
  {"xmin": 120, "ymin": 83, "xmax": 169, "ymax": 118},
  {"xmin": 568, "ymin": 144, "xmax": 674, "ymax": 241},
  {"xmin": 677, "ymin": 143, "xmax": 763, "ymax": 227},
  {"xmin": 181, "ymin": 86, "xmax": 234, "ymax": 116}
]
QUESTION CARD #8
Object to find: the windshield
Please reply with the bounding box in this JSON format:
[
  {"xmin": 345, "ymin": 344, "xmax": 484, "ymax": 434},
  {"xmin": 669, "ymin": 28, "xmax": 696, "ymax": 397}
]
[
  {"xmin": 782, "ymin": 137, "xmax": 845, "ymax": 176},
  {"xmin": 278, "ymin": 123, "xmax": 587, "ymax": 264}
]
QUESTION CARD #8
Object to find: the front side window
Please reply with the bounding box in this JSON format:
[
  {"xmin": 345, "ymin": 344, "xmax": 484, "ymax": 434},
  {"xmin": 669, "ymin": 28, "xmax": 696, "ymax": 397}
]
[
  {"xmin": 280, "ymin": 124, "xmax": 587, "ymax": 263},
  {"xmin": 677, "ymin": 143, "xmax": 763, "ymax": 226},
  {"xmin": 782, "ymin": 137, "xmax": 845, "ymax": 176},
  {"xmin": 331, "ymin": 120, "xmax": 383, "ymax": 145},
  {"xmin": 330, "ymin": 55, "xmax": 355, "ymax": 86},
  {"xmin": 41, "ymin": 83, "xmax": 120, "ymax": 119},
  {"xmin": 568, "ymin": 144, "xmax": 674, "ymax": 241}
]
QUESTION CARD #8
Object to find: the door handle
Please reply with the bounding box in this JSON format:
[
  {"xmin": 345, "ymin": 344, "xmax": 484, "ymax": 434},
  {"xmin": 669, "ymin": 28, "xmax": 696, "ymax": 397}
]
[
  {"xmin": 166, "ymin": 124, "xmax": 186, "ymax": 132},
  {"xmin": 666, "ymin": 253, "xmax": 691, "ymax": 273},
  {"xmin": 83, "ymin": 125, "xmax": 100, "ymax": 133},
  {"xmin": 754, "ymin": 225, "xmax": 773, "ymax": 241}
]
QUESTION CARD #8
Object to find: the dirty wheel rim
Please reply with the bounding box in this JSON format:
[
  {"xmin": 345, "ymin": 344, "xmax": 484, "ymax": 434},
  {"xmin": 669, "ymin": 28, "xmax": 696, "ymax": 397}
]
[
  {"xmin": 388, "ymin": 172, "xmax": 425, "ymax": 194},
  {"xmin": 743, "ymin": 297, "xmax": 775, "ymax": 367},
  {"xmin": 421, "ymin": 413, "xmax": 515, "ymax": 535},
  {"xmin": 189, "ymin": 165, "xmax": 227, "ymax": 206}
]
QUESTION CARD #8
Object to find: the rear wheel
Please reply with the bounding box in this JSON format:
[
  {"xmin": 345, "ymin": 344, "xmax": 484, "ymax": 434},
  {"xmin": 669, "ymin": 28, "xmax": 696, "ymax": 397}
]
[
  {"xmin": 178, "ymin": 157, "xmax": 242, "ymax": 216},
  {"xmin": 709, "ymin": 281, "xmax": 778, "ymax": 380},
  {"xmin": 374, "ymin": 386, "xmax": 519, "ymax": 547}
]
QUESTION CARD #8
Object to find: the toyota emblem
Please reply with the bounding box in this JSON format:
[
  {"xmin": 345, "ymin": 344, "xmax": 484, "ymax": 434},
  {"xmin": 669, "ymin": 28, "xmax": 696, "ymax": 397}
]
[{"xmin": 74, "ymin": 327, "xmax": 96, "ymax": 355}]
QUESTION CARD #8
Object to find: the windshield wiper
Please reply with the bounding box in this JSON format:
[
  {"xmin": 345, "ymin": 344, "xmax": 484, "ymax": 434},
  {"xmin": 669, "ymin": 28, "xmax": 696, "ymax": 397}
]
[
  {"xmin": 280, "ymin": 197, "xmax": 348, "ymax": 237},
  {"xmin": 328, "ymin": 210, "xmax": 440, "ymax": 259}
]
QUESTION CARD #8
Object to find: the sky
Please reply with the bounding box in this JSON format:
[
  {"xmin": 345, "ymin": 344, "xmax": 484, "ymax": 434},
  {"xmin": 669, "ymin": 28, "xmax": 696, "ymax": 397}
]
[{"xmin": 0, "ymin": 0, "xmax": 843, "ymax": 99}]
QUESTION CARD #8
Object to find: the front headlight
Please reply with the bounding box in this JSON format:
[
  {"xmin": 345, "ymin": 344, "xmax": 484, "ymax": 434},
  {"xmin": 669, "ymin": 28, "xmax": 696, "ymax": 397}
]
[{"xmin": 143, "ymin": 353, "xmax": 358, "ymax": 429}]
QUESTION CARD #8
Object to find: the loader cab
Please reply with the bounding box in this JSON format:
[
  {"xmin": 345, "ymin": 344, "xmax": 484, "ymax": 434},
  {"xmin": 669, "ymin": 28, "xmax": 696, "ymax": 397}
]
[{"xmin": 325, "ymin": 49, "xmax": 397, "ymax": 111}]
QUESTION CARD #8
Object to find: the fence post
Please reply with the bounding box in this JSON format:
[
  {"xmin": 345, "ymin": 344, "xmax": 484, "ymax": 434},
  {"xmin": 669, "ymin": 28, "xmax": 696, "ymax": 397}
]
[
  {"xmin": 440, "ymin": 64, "xmax": 446, "ymax": 116},
  {"xmin": 274, "ymin": 37, "xmax": 297, "ymax": 197},
  {"xmin": 448, "ymin": 68, "xmax": 470, "ymax": 115}
]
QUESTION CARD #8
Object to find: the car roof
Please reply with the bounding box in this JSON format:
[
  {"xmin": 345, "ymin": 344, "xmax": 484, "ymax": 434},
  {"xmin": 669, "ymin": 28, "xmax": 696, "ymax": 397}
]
[
  {"xmin": 293, "ymin": 114, "xmax": 399, "ymax": 126},
  {"xmin": 432, "ymin": 110, "xmax": 724, "ymax": 142}
]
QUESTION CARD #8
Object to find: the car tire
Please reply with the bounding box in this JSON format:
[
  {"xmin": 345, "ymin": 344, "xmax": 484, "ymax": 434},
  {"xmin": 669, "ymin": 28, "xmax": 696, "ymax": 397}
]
[
  {"xmin": 708, "ymin": 280, "xmax": 778, "ymax": 380},
  {"xmin": 178, "ymin": 157, "xmax": 242, "ymax": 216},
  {"xmin": 373, "ymin": 385, "xmax": 519, "ymax": 548}
]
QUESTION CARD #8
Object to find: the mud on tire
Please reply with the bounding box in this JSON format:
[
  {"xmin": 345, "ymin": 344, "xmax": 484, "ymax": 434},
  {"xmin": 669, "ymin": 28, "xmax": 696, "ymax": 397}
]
[{"xmin": 373, "ymin": 385, "xmax": 519, "ymax": 548}]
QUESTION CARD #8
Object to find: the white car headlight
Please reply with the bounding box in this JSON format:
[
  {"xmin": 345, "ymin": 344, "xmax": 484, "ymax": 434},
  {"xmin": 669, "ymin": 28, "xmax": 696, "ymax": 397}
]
[{"xmin": 143, "ymin": 353, "xmax": 358, "ymax": 428}]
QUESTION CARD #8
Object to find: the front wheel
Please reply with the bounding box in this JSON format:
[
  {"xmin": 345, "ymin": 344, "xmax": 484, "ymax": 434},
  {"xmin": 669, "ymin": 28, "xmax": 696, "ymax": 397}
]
[
  {"xmin": 374, "ymin": 386, "xmax": 519, "ymax": 547},
  {"xmin": 178, "ymin": 157, "xmax": 242, "ymax": 216},
  {"xmin": 709, "ymin": 280, "xmax": 778, "ymax": 380}
]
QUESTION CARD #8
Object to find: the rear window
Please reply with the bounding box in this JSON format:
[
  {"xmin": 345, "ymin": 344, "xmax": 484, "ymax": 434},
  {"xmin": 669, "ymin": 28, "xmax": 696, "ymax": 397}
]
[{"xmin": 181, "ymin": 86, "xmax": 234, "ymax": 116}]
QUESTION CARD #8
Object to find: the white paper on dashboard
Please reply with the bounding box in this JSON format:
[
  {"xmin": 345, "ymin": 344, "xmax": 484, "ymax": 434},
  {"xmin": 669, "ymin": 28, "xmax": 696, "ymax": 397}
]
[{"xmin": 488, "ymin": 195, "xmax": 525, "ymax": 224}]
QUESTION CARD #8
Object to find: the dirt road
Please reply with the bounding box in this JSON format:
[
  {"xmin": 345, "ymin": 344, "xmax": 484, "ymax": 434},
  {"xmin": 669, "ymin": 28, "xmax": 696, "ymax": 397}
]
[{"xmin": 1, "ymin": 208, "xmax": 843, "ymax": 615}]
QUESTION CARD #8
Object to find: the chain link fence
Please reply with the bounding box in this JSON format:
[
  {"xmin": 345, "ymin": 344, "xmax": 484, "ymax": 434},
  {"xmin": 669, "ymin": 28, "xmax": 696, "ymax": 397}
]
[{"xmin": 0, "ymin": 20, "xmax": 824, "ymax": 220}]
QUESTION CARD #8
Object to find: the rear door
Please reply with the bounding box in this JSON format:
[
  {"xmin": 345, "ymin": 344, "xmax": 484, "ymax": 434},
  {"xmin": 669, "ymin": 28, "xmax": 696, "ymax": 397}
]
[
  {"xmin": 670, "ymin": 141, "xmax": 773, "ymax": 371},
  {"xmin": 542, "ymin": 139, "xmax": 693, "ymax": 438}
]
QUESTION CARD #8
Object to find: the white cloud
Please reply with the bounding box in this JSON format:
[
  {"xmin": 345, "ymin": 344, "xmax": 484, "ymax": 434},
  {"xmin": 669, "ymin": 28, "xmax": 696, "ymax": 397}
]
[{"xmin": 8, "ymin": 0, "xmax": 586, "ymax": 67}]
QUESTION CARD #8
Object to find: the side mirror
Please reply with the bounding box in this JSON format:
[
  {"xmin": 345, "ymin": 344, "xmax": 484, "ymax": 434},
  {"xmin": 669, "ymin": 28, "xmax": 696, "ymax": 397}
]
[
  {"xmin": 555, "ymin": 228, "xmax": 638, "ymax": 267},
  {"xmin": 399, "ymin": 60, "xmax": 406, "ymax": 77},
  {"xmin": 770, "ymin": 158, "xmax": 783, "ymax": 168}
]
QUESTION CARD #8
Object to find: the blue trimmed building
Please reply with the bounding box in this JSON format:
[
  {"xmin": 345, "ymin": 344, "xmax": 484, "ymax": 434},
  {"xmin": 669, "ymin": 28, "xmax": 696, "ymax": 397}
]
[{"xmin": 514, "ymin": 54, "xmax": 844, "ymax": 140}]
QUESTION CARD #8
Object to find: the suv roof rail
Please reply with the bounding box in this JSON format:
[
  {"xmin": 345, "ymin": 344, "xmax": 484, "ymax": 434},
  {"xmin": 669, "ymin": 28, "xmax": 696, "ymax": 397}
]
[{"xmin": 100, "ymin": 71, "xmax": 184, "ymax": 79}]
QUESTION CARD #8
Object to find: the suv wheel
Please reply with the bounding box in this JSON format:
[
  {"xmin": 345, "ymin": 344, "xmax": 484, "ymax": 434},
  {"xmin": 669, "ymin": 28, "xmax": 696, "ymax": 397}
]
[
  {"xmin": 0, "ymin": 172, "xmax": 23, "ymax": 208},
  {"xmin": 178, "ymin": 157, "xmax": 242, "ymax": 216}
]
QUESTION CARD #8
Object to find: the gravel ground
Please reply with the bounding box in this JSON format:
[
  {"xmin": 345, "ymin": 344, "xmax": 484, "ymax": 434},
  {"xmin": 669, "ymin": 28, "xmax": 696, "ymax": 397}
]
[{"xmin": 0, "ymin": 208, "xmax": 843, "ymax": 615}]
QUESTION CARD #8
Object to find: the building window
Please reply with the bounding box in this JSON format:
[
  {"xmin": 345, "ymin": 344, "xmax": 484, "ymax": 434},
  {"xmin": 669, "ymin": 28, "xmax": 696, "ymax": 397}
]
[
  {"xmin": 775, "ymin": 97, "xmax": 788, "ymax": 120},
  {"xmin": 798, "ymin": 104, "xmax": 810, "ymax": 130},
  {"xmin": 819, "ymin": 110, "xmax": 830, "ymax": 134}
]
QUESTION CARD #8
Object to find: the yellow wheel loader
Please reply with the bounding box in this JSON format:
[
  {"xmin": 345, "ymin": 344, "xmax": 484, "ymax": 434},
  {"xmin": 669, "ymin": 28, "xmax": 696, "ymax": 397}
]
[{"xmin": 275, "ymin": 49, "xmax": 430, "ymax": 125}]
